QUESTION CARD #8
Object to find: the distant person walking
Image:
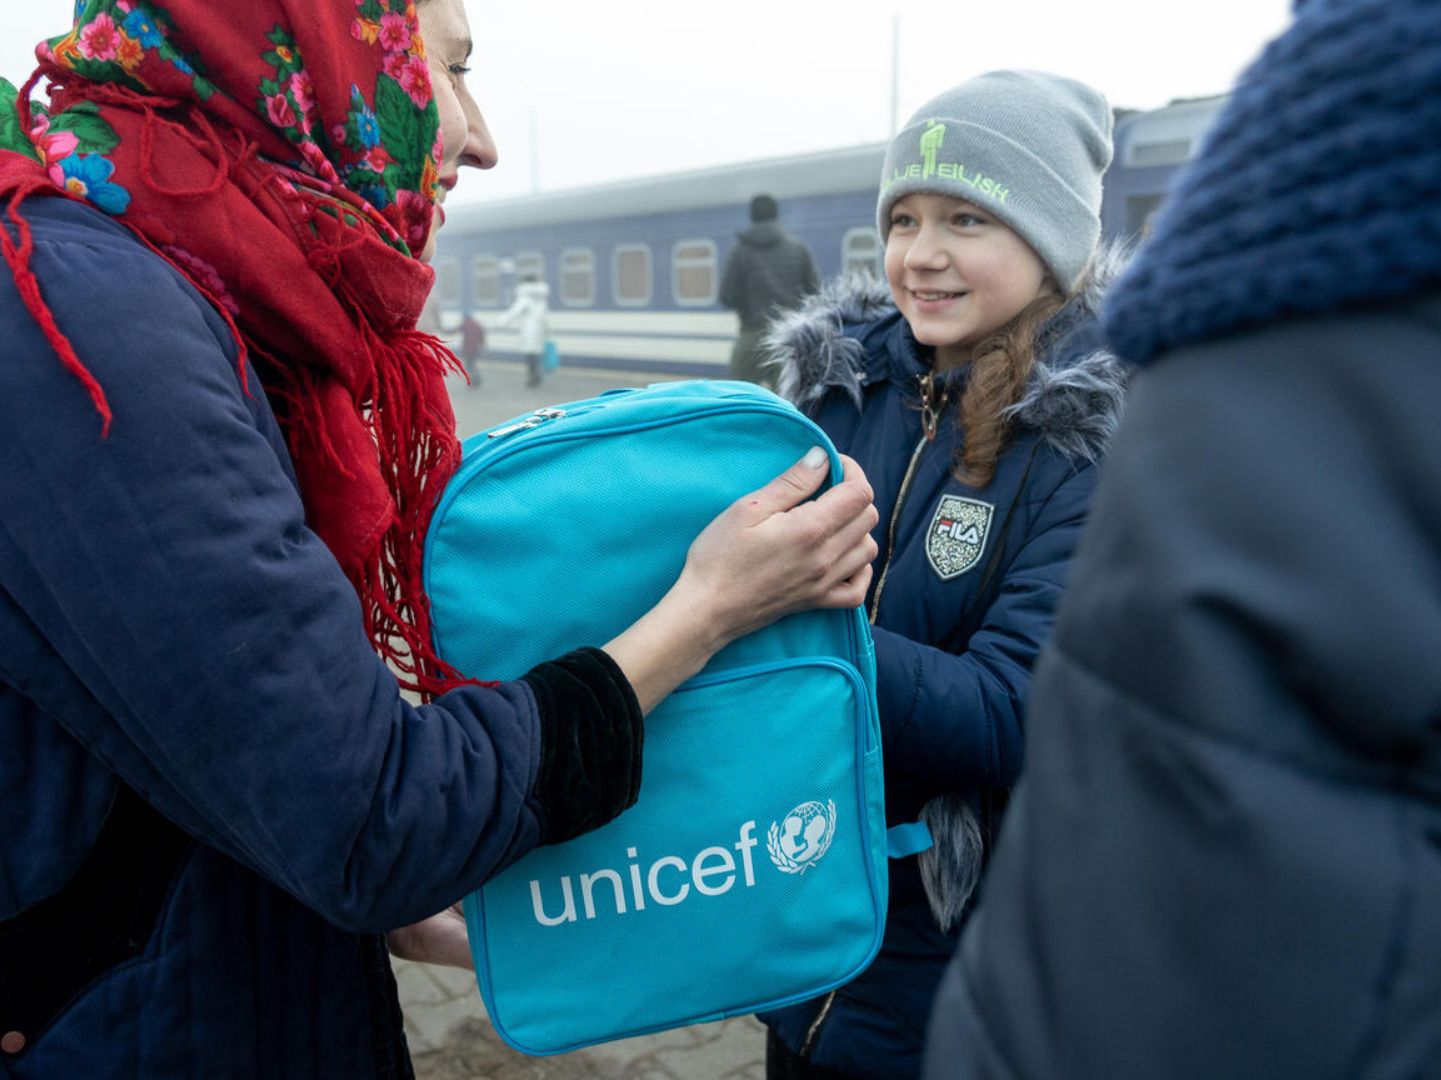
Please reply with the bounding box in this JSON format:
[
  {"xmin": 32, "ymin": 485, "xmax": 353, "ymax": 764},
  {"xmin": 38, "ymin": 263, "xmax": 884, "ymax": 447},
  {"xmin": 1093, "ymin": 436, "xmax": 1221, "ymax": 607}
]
[
  {"xmin": 720, "ymin": 194, "xmax": 819, "ymax": 387},
  {"xmin": 459, "ymin": 313, "xmax": 486, "ymax": 387},
  {"xmin": 500, "ymin": 273, "xmax": 550, "ymax": 387}
]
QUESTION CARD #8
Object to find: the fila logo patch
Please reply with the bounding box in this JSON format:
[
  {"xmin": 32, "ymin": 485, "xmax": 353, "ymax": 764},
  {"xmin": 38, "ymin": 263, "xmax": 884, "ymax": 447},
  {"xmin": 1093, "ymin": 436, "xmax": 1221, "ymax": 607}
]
[{"xmin": 926, "ymin": 496, "xmax": 995, "ymax": 581}]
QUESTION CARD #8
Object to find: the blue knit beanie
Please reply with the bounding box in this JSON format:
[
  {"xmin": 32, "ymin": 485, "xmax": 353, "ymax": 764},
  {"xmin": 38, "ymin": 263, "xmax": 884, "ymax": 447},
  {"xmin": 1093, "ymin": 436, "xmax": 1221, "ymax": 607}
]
[
  {"xmin": 1104, "ymin": 0, "xmax": 1441, "ymax": 365},
  {"xmin": 877, "ymin": 70, "xmax": 1113, "ymax": 293}
]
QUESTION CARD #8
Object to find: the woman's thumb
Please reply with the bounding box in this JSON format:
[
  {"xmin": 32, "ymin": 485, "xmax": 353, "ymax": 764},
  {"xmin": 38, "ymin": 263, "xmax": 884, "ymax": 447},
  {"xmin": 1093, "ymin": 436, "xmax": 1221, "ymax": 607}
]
[{"xmin": 741, "ymin": 446, "xmax": 831, "ymax": 519}]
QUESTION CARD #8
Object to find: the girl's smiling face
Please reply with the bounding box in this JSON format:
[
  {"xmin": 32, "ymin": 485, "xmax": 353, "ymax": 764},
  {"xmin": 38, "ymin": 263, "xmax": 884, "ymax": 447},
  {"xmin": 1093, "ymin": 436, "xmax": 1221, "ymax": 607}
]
[
  {"xmin": 416, "ymin": 0, "xmax": 497, "ymax": 262},
  {"xmin": 884, "ymin": 192, "xmax": 1052, "ymax": 368}
]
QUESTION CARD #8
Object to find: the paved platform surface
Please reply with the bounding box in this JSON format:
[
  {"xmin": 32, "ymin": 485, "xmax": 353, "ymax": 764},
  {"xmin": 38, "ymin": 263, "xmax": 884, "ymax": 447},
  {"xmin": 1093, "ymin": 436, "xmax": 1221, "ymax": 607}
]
[
  {"xmin": 398, "ymin": 355, "xmax": 768, "ymax": 1079},
  {"xmin": 395, "ymin": 959, "xmax": 767, "ymax": 1080}
]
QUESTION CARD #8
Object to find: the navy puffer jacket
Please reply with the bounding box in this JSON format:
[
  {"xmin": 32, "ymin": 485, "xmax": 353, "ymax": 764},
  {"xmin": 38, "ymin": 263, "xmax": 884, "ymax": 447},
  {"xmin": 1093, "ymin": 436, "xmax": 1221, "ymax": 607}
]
[{"xmin": 757, "ymin": 255, "xmax": 1127, "ymax": 1080}]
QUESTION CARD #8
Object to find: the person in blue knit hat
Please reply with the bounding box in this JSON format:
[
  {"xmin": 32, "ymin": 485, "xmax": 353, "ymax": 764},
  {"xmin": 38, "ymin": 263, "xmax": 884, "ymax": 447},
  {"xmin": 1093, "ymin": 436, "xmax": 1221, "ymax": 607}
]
[
  {"xmin": 758, "ymin": 69, "xmax": 1126, "ymax": 1080},
  {"xmin": 924, "ymin": 0, "xmax": 1441, "ymax": 1077}
]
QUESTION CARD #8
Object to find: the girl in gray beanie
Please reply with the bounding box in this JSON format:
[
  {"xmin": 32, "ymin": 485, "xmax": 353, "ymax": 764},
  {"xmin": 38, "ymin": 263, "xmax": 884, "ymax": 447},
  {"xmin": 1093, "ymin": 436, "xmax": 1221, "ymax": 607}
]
[{"xmin": 758, "ymin": 70, "xmax": 1126, "ymax": 1080}]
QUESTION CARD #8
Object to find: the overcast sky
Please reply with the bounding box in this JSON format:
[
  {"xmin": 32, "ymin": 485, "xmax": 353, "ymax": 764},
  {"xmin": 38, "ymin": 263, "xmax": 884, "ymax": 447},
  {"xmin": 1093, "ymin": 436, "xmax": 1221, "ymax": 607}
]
[{"xmin": 4, "ymin": 0, "xmax": 1295, "ymax": 204}]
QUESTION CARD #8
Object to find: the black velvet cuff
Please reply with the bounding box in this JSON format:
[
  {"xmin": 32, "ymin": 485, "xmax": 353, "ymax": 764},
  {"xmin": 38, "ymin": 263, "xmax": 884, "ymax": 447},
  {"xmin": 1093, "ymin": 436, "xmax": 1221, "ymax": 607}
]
[{"xmin": 521, "ymin": 646, "xmax": 644, "ymax": 846}]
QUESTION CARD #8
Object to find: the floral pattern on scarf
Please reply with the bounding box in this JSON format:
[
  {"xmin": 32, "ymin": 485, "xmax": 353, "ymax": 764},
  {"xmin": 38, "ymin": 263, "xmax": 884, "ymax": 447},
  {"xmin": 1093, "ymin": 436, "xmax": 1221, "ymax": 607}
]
[
  {"xmin": 1, "ymin": 0, "xmax": 470, "ymax": 694},
  {"xmin": 27, "ymin": 0, "xmax": 440, "ymax": 257}
]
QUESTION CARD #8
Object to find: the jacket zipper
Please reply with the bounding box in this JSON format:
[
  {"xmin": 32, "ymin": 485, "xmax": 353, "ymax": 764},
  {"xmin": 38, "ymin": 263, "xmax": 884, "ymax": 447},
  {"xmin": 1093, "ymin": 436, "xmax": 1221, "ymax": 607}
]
[
  {"xmin": 869, "ymin": 373, "xmax": 946, "ymax": 624},
  {"xmin": 799, "ymin": 990, "xmax": 837, "ymax": 1058},
  {"xmin": 868, "ymin": 433, "xmax": 927, "ymax": 624}
]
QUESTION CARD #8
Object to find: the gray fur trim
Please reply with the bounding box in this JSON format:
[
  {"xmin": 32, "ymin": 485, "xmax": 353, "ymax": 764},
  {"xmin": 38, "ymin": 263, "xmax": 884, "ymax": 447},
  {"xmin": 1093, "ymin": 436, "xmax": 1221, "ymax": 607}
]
[
  {"xmin": 764, "ymin": 273, "xmax": 894, "ymax": 413},
  {"xmin": 918, "ymin": 794, "xmax": 984, "ymax": 932},
  {"xmin": 765, "ymin": 240, "xmax": 1132, "ymax": 462}
]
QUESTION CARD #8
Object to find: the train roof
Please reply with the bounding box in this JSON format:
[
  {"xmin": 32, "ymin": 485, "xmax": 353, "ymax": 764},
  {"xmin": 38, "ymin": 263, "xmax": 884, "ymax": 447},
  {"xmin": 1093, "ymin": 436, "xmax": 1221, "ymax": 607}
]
[
  {"xmin": 441, "ymin": 96, "xmax": 1231, "ymax": 236},
  {"xmin": 443, "ymin": 141, "xmax": 888, "ymax": 234}
]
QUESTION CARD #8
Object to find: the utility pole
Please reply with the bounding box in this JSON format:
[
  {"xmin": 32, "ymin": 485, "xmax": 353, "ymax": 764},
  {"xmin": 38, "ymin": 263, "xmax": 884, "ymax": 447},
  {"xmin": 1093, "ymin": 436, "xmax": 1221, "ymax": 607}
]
[
  {"xmin": 529, "ymin": 109, "xmax": 539, "ymax": 193},
  {"xmin": 889, "ymin": 14, "xmax": 901, "ymax": 138}
]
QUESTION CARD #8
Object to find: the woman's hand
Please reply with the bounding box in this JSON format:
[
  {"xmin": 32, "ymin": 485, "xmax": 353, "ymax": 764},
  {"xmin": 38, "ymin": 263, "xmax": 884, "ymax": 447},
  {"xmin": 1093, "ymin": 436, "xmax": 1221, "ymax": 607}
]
[
  {"xmin": 681, "ymin": 447, "xmax": 879, "ymax": 639},
  {"xmin": 604, "ymin": 447, "xmax": 878, "ymax": 712},
  {"xmin": 387, "ymin": 903, "xmax": 473, "ymax": 970}
]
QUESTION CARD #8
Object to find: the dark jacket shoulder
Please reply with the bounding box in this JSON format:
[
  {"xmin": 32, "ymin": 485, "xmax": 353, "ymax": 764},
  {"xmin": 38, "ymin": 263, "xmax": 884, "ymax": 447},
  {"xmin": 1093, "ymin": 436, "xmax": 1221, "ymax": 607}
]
[{"xmin": 940, "ymin": 294, "xmax": 1441, "ymax": 1080}]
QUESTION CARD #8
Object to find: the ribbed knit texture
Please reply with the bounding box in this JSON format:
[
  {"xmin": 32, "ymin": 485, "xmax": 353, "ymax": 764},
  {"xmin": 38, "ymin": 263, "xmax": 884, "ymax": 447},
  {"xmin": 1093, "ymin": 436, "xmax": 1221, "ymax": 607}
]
[
  {"xmin": 877, "ymin": 71, "xmax": 1113, "ymax": 292},
  {"xmin": 1104, "ymin": 0, "xmax": 1441, "ymax": 366}
]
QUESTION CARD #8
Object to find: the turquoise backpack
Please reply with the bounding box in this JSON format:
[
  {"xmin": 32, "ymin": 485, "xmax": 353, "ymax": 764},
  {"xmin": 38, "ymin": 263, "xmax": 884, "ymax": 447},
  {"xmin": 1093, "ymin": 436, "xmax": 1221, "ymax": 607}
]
[{"xmin": 424, "ymin": 380, "xmax": 914, "ymax": 1056}]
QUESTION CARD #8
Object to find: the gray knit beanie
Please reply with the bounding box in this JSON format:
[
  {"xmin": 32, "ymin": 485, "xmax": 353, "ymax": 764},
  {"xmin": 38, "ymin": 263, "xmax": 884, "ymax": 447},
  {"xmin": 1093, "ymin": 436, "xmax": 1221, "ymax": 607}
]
[{"xmin": 877, "ymin": 70, "xmax": 1113, "ymax": 293}]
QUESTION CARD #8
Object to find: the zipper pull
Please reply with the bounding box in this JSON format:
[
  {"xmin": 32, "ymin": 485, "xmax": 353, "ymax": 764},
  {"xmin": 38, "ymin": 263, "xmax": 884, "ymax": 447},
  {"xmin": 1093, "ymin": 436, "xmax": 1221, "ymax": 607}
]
[
  {"xmin": 487, "ymin": 407, "xmax": 568, "ymax": 439},
  {"xmin": 919, "ymin": 373, "xmax": 943, "ymax": 442}
]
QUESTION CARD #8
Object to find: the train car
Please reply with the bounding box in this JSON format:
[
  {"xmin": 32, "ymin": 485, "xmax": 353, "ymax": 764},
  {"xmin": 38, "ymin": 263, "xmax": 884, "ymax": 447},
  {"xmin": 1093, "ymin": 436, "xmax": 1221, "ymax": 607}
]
[
  {"xmin": 1103, "ymin": 94, "xmax": 1227, "ymax": 238},
  {"xmin": 430, "ymin": 95, "xmax": 1226, "ymax": 378}
]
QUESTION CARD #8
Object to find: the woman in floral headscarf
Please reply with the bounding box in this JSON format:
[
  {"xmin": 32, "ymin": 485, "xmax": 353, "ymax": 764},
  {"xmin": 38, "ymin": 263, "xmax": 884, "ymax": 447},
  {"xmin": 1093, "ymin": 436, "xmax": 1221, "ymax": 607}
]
[{"xmin": 0, "ymin": 2, "xmax": 878, "ymax": 1076}]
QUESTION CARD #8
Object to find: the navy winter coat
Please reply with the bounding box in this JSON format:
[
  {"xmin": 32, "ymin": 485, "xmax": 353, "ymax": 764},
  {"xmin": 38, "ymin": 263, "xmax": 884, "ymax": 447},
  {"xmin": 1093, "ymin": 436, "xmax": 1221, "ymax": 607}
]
[
  {"xmin": 928, "ymin": 296, "xmax": 1441, "ymax": 1080},
  {"xmin": 0, "ymin": 196, "xmax": 642, "ymax": 1078},
  {"xmin": 758, "ymin": 268, "xmax": 1126, "ymax": 1079}
]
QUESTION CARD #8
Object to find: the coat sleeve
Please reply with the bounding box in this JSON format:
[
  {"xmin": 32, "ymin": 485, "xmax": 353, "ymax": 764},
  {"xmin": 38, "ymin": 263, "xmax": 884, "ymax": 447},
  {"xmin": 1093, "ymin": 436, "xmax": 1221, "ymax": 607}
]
[
  {"xmin": 718, "ymin": 246, "xmax": 743, "ymax": 312},
  {"xmin": 870, "ymin": 462, "xmax": 1096, "ymax": 809},
  {"xmin": 0, "ymin": 210, "xmax": 639, "ymax": 933},
  {"xmin": 802, "ymin": 247, "xmax": 820, "ymax": 295}
]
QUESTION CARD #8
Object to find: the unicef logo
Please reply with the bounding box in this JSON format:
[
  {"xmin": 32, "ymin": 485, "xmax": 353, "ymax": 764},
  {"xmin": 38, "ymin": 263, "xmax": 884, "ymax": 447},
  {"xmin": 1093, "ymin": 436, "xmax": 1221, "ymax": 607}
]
[{"xmin": 766, "ymin": 800, "xmax": 837, "ymax": 874}]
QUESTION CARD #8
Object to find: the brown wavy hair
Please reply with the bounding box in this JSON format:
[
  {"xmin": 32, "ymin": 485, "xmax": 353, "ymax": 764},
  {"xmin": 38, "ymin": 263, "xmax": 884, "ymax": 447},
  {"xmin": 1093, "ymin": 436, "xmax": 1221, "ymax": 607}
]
[{"xmin": 948, "ymin": 291, "xmax": 1069, "ymax": 488}]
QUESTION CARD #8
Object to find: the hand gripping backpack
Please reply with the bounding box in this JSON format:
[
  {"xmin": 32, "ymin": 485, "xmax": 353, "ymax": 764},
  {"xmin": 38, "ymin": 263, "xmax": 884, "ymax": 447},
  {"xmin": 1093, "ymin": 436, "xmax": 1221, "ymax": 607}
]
[{"xmin": 424, "ymin": 380, "xmax": 924, "ymax": 1055}]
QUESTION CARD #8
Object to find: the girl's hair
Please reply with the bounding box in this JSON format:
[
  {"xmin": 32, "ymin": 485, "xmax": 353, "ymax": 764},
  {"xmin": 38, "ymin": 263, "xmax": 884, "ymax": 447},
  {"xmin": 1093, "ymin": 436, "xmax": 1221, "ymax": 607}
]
[{"xmin": 951, "ymin": 290, "xmax": 1068, "ymax": 488}]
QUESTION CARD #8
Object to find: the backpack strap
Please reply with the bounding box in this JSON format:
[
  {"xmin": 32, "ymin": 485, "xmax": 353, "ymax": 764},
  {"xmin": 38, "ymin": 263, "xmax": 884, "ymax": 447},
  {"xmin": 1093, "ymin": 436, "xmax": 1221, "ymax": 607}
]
[{"xmin": 885, "ymin": 821, "xmax": 934, "ymax": 858}]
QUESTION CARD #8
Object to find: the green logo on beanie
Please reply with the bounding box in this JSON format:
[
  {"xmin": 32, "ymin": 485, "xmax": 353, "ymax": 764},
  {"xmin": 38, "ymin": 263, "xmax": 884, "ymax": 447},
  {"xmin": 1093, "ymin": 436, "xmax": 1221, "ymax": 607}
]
[{"xmin": 919, "ymin": 120, "xmax": 947, "ymax": 180}]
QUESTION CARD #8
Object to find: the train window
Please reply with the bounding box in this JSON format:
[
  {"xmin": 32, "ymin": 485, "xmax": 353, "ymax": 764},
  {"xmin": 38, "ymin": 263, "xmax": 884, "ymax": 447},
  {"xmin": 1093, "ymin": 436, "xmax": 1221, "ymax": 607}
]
[
  {"xmin": 561, "ymin": 248, "xmax": 595, "ymax": 307},
  {"xmin": 515, "ymin": 250, "xmax": 545, "ymax": 284},
  {"xmin": 672, "ymin": 239, "xmax": 717, "ymax": 306},
  {"xmin": 435, "ymin": 258, "xmax": 461, "ymax": 307},
  {"xmin": 841, "ymin": 227, "xmax": 882, "ymax": 279},
  {"xmin": 472, "ymin": 255, "xmax": 501, "ymax": 307},
  {"xmin": 613, "ymin": 244, "xmax": 652, "ymax": 307},
  {"xmin": 1126, "ymin": 139, "xmax": 1192, "ymax": 168}
]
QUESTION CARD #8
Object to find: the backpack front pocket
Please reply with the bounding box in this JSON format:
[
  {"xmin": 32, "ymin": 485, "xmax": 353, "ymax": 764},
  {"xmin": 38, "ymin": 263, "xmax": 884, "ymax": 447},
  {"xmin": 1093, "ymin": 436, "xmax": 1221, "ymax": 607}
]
[{"xmin": 466, "ymin": 658, "xmax": 885, "ymax": 1055}]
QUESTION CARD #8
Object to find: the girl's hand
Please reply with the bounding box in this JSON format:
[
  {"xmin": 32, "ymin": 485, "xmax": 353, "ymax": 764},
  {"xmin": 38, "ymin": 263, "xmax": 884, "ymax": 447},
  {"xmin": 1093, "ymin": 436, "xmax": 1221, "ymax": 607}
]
[{"xmin": 387, "ymin": 903, "xmax": 472, "ymax": 969}]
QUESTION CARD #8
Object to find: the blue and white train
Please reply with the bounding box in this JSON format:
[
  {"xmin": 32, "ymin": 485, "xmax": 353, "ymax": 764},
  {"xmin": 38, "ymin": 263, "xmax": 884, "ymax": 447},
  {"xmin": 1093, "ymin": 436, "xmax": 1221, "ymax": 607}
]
[{"xmin": 429, "ymin": 95, "xmax": 1225, "ymax": 378}]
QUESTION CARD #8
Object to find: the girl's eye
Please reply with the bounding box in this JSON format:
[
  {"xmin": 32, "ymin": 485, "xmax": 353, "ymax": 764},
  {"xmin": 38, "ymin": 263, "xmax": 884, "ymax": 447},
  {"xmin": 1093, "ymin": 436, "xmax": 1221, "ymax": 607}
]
[
  {"xmin": 954, "ymin": 214, "xmax": 984, "ymax": 228},
  {"xmin": 448, "ymin": 62, "xmax": 472, "ymax": 78},
  {"xmin": 890, "ymin": 214, "xmax": 916, "ymax": 228}
]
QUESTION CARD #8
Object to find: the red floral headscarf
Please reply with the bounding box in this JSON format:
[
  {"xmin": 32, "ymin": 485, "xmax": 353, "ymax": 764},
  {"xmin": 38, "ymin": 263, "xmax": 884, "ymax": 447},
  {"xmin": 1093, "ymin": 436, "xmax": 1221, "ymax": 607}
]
[{"xmin": 0, "ymin": 0, "xmax": 470, "ymax": 695}]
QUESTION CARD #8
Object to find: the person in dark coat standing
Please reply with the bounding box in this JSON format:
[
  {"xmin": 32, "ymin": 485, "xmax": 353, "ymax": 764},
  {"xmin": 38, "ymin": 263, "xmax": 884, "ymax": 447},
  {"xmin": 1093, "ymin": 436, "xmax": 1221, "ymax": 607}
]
[
  {"xmin": 926, "ymin": 1, "xmax": 1441, "ymax": 1078},
  {"xmin": 720, "ymin": 194, "xmax": 820, "ymax": 387},
  {"xmin": 758, "ymin": 71, "xmax": 1124, "ymax": 1080}
]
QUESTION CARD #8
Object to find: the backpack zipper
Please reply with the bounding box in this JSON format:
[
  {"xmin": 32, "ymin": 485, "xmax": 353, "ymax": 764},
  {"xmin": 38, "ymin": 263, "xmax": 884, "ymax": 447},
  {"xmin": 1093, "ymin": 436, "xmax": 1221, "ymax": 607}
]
[{"xmin": 487, "ymin": 407, "xmax": 568, "ymax": 439}]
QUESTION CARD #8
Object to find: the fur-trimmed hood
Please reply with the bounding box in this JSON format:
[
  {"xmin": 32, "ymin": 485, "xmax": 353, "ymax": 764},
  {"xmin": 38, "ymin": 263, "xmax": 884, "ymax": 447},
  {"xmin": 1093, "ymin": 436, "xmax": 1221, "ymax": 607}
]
[{"xmin": 766, "ymin": 240, "xmax": 1131, "ymax": 463}]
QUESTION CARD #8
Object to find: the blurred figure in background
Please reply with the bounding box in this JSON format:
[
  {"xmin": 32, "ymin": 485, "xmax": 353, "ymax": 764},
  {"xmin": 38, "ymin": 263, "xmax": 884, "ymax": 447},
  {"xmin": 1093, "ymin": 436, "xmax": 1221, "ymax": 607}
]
[
  {"xmin": 498, "ymin": 272, "xmax": 550, "ymax": 387},
  {"xmin": 720, "ymin": 193, "xmax": 819, "ymax": 388},
  {"xmin": 459, "ymin": 311, "xmax": 486, "ymax": 387},
  {"xmin": 927, "ymin": 0, "xmax": 1441, "ymax": 1077}
]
